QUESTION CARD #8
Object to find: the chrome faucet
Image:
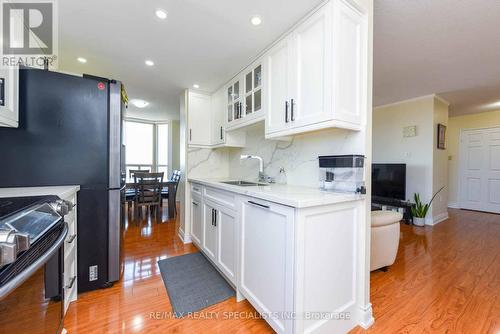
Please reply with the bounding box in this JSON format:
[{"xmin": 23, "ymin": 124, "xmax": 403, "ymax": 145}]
[{"xmin": 240, "ymin": 155, "xmax": 267, "ymax": 182}]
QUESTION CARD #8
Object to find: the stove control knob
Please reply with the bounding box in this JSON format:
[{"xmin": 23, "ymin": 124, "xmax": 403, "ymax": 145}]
[
  {"xmin": 14, "ymin": 232, "xmax": 30, "ymax": 252},
  {"xmin": 0, "ymin": 242, "xmax": 17, "ymax": 267},
  {"xmin": 52, "ymin": 200, "xmax": 73, "ymax": 216}
]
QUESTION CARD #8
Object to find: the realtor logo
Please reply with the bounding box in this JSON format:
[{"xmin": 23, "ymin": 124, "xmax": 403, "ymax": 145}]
[{"xmin": 1, "ymin": 0, "xmax": 58, "ymax": 68}]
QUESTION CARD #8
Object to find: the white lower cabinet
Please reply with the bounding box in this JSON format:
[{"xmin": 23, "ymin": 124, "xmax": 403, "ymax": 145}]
[
  {"xmin": 188, "ymin": 182, "xmax": 368, "ymax": 333},
  {"xmin": 190, "ymin": 194, "xmax": 203, "ymax": 247},
  {"xmin": 62, "ymin": 190, "xmax": 78, "ymax": 315},
  {"xmin": 240, "ymin": 198, "xmax": 295, "ymax": 333},
  {"xmin": 216, "ymin": 206, "xmax": 237, "ymax": 284},
  {"xmin": 203, "ymin": 201, "xmax": 218, "ymax": 263}
]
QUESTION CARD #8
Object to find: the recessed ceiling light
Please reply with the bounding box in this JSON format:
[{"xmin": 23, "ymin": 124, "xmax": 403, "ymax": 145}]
[
  {"xmin": 77, "ymin": 57, "xmax": 87, "ymax": 63},
  {"xmin": 130, "ymin": 99, "xmax": 149, "ymax": 108},
  {"xmin": 155, "ymin": 9, "xmax": 167, "ymax": 20},
  {"xmin": 193, "ymin": 84, "xmax": 200, "ymax": 89},
  {"xmin": 250, "ymin": 15, "xmax": 262, "ymax": 26},
  {"xmin": 145, "ymin": 60, "xmax": 154, "ymax": 66}
]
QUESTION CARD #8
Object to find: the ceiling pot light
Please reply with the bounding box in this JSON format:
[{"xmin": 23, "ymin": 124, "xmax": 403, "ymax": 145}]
[
  {"xmin": 145, "ymin": 60, "xmax": 154, "ymax": 66},
  {"xmin": 130, "ymin": 99, "xmax": 149, "ymax": 108},
  {"xmin": 77, "ymin": 57, "xmax": 87, "ymax": 63},
  {"xmin": 155, "ymin": 9, "xmax": 167, "ymax": 20},
  {"xmin": 193, "ymin": 84, "xmax": 200, "ymax": 89},
  {"xmin": 250, "ymin": 15, "xmax": 262, "ymax": 26}
]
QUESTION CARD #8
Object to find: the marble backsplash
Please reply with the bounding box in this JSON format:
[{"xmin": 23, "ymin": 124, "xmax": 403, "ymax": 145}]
[{"xmin": 187, "ymin": 121, "xmax": 366, "ymax": 188}]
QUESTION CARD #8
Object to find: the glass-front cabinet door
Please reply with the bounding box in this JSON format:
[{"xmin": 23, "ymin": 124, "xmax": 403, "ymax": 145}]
[
  {"xmin": 244, "ymin": 64, "xmax": 262, "ymax": 116},
  {"xmin": 227, "ymin": 77, "xmax": 242, "ymax": 123}
]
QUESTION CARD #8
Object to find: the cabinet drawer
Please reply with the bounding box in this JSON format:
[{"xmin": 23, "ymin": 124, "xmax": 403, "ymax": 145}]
[
  {"xmin": 63, "ymin": 244, "xmax": 77, "ymax": 314},
  {"xmin": 204, "ymin": 187, "xmax": 236, "ymax": 209},
  {"xmin": 191, "ymin": 183, "xmax": 203, "ymax": 196}
]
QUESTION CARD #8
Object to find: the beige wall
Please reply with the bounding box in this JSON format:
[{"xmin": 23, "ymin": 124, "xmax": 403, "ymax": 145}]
[
  {"xmin": 373, "ymin": 95, "xmax": 450, "ymax": 224},
  {"xmin": 432, "ymin": 99, "xmax": 449, "ymax": 222},
  {"xmin": 447, "ymin": 110, "xmax": 500, "ymax": 206}
]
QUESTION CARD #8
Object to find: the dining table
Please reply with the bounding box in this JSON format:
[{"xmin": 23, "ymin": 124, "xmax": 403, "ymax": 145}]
[{"xmin": 126, "ymin": 180, "xmax": 177, "ymax": 218}]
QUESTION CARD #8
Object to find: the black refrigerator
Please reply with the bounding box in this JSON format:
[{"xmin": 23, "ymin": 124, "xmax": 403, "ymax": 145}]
[{"xmin": 0, "ymin": 68, "xmax": 125, "ymax": 292}]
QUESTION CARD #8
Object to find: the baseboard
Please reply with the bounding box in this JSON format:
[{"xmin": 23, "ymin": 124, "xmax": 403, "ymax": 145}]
[
  {"xmin": 427, "ymin": 212, "xmax": 449, "ymax": 226},
  {"xmin": 177, "ymin": 228, "xmax": 192, "ymax": 244},
  {"xmin": 358, "ymin": 303, "xmax": 374, "ymax": 329},
  {"xmin": 448, "ymin": 202, "xmax": 460, "ymax": 209}
]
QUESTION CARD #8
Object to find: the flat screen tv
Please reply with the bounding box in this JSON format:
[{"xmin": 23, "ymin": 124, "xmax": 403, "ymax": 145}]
[{"xmin": 372, "ymin": 163, "xmax": 406, "ymax": 201}]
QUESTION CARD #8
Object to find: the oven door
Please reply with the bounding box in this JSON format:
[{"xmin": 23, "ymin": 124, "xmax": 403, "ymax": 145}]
[{"xmin": 0, "ymin": 224, "xmax": 68, "ymax": 334}]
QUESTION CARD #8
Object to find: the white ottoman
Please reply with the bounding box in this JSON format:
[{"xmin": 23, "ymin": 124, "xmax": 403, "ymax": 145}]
[{"xmin": 370, "ymin": 210, "xmax": 403, "ymax": 271}]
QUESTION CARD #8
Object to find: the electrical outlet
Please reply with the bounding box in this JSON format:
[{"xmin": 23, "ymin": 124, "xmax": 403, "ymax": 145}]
[{"xmin": 89, "ymin": 265, "xmax": 98, "ymax": 281}]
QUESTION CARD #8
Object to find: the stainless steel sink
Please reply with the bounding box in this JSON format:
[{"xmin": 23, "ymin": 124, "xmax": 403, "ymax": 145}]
[{"xmin": 220, "ymin": 180, "xmax": 268, "ymax": 187}]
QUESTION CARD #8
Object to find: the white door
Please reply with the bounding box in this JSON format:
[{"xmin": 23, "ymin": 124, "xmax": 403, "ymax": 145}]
[
  {"xmin": 203, "ymin": 202, "xmax": 218, "ymax": 262},
  {"xmin": 190, "ymin": 196, "xmax": 203, "ymax": 246},
  {"xmin": 265, "ymin": 38, "xmax": 292, "ymax": 134},
  {"xmin": 216, "ymin": 207, "xmax": 237, "ymax": 284},
  {"xmin": 460, "ymin": 127, "xmax": 500, "ymax": 213},
  {"xmin": 188, "ymin": 92, "xmax": 211, "ymax": 146},
  {"xmin": 289, "ymin": 2, "xmax": 332, "ymax": 129},
  {"xmin": 0, "ymin": 67, "xmax": 19, "ymax": 127}
]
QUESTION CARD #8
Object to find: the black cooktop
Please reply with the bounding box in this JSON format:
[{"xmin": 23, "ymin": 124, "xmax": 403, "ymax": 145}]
[{"xmin": 0, "ymin": 195, "xmax": 58, "ymax": 220}]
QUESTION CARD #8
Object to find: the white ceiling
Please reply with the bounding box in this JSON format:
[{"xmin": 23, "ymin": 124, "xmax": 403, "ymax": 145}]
[
  {"xmin": 374, "ymin": 0, "xmax": 500, "ymax": 116},
  {"xmin": 58, "ymin": 0, "xmax": 324, "ymax": 120}
]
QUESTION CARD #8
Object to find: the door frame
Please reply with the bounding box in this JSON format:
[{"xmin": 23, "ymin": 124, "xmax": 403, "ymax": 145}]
[{"xmin": 458, "ymin": 125, "xmax": 500, "ymax": 211}]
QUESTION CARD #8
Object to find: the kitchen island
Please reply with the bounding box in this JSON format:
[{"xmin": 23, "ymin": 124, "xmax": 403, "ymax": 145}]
[{"xmin": 187, "ymin": 178, "xmax": 372, "ymax": 334}]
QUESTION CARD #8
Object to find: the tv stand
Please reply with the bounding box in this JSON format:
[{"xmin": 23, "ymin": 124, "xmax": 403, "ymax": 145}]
[{"xmin": 372, "ymin": 197, "xmax": 414, "ymax": 224}]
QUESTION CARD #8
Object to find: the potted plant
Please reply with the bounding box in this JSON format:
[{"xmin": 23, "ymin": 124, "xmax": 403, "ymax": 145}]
[{"xmin": 411, "ymin": 187, "xmax": 444, "ymax": 226}]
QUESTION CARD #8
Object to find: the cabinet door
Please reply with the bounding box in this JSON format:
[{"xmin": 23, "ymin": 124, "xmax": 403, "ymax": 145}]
[
  {"xmin": 190, "ymin": 196, "xmax": 203, "ymax": 246},
  {"xmin": 332, "ymin": 0, "xmax": 366, "ymax": 126},
  {"xmin": 289, "ymin": 3, "xmax": 332, "ymax": 129},
  {"xmin": 203, "ymin": 202, "xmax": 218, "ymax": 262},
  {"xmin": 0, "ymin": 67, "xmax": 19, "ymax": 128},
  {"xmin": 240, "ymin": 198, "xmax": 295, "ymax": 333},
  {"xmin": 188, "ymin": 92, "xmax": 212, "ymax": 146},
  {"xmin": 216, "ymin": 208, "xmax": 237, "ymax": 284},
  {"xmin": 226, "ymin": 77, "xmax": 243, "ymax": 124},
  {"xmin": 211, "ymin": 87, "xmax": 225, "ymax": 145},
  {"xmin": 265, "ymin": 38, "xmax": 292, "ymax": 135}
]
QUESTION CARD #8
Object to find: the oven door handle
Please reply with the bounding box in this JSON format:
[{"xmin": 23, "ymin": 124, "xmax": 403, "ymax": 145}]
[{"xmin": 0, "ymin": 223, "xmax": 68, "ymax": 301}]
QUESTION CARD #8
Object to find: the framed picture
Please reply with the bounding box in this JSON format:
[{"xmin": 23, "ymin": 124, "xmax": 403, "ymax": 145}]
[{"xmin": 437, "ymin": 124, "xmax": 446, "ymax": 149}]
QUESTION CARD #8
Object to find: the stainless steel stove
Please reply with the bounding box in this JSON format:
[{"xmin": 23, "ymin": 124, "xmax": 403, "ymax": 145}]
[{"xmin": 0, "ymin": 195, "xmax": 72, "ymax": 334}]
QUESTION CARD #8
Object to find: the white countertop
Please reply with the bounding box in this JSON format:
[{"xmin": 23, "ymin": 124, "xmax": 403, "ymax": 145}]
[
  {"xmin": 0, "ymin": 185, "xmax": 80, "ymax": 199},
  {"xmin": 188, "ymin": 178, "xmax": 364, "ymax": 208}
]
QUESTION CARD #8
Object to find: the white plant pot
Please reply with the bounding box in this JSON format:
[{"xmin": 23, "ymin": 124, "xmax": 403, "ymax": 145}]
[{"xmin": 413, "ymin": 217, "xmax": 425, "ymax": 226}]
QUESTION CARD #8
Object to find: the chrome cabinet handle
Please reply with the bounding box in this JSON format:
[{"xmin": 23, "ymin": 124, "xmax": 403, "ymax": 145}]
[
  {"xmin": 189, "ymin": 129, "xmax": 192, "ymax": 141},
  {"xmin": 66, "ymin": 234, "xmax": 77, "ymax": 244},
  {"xmin": 214, "ymin": 209, "xmax": 217, "ymax": 227},
  {"xmin": 192, "ymin": 201, "xmax": 198, "ymax": 206},
  {"xmin": 65, "ymin": 276, "xmax": 76, "ymax": 290},
  {"xmin": 220, "ymin": 126, "xmax": 223, "ymax": 140},
  {"xmin": 248, "ymin": 200, "xmax": 270, "ymax": 209},
  {"xmin": 290, "ymin": 99, "xmax": 295, "ymax": 121}
]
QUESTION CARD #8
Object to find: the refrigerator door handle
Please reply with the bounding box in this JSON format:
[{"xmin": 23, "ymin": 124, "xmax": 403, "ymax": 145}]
[{"xmin": 108, "ymin": 81, "xmax": 122, "ymax": 189}]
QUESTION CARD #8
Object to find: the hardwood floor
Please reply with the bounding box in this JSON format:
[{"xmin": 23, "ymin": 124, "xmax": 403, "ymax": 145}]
[
  {"xmin": 351, "ymin": 208, "xmax": 500, "ymax": 334},
  {"xmin": 64, "ymin": 207, "xmax": 500, "ymax": 334},
  {"xmin": 63, "ymin": 204, "xmax": 274, "ymax": 334}
]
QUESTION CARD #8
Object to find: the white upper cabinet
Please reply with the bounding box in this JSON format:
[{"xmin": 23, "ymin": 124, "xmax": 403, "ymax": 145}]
[
  {"xmin": 265, "ymin": 0, "xmax": 367, "ymax": 139},
  {"xmin": 226, "ymin": 76, "xmax": 243, "ymax": 124},
  {"xmin": 0, "ymin": 67, "xmax": 19, "ymax": 128},
  {"xmin": 290, "ymin": 3, "xmax": 333, "ymax": 129},
  {"xmin": 211, "ymin": 87, "xmax": 225, "ymax": 146},
  {"xmin": 188, "ymin": 91, "xmax": 212, "ymax": 146},
  {"xmin": 265, "ymin": 38, "xmax": 292, "ymax": 134}
]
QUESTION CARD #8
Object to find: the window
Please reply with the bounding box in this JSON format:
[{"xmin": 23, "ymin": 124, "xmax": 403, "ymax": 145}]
[
  {"xmin": 124, "ymin": 120, "xmax": 169, "ymax": 181},
  {"xmin": 157, "ymin": 123, "xmax": 169, "ymax": 175}
]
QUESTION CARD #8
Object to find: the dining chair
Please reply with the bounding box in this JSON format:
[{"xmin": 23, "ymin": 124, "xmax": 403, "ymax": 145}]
[
  {"xmin": 161, "ymin": 170, "xmax": 182, "ymax": 216},
  {"xmin": 133, "ymin": 172, "xmax": 164, "ymax": 222},
  {"xmin": 125, "ymin": 169, "xmax": 151, "ymax": 210}
]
